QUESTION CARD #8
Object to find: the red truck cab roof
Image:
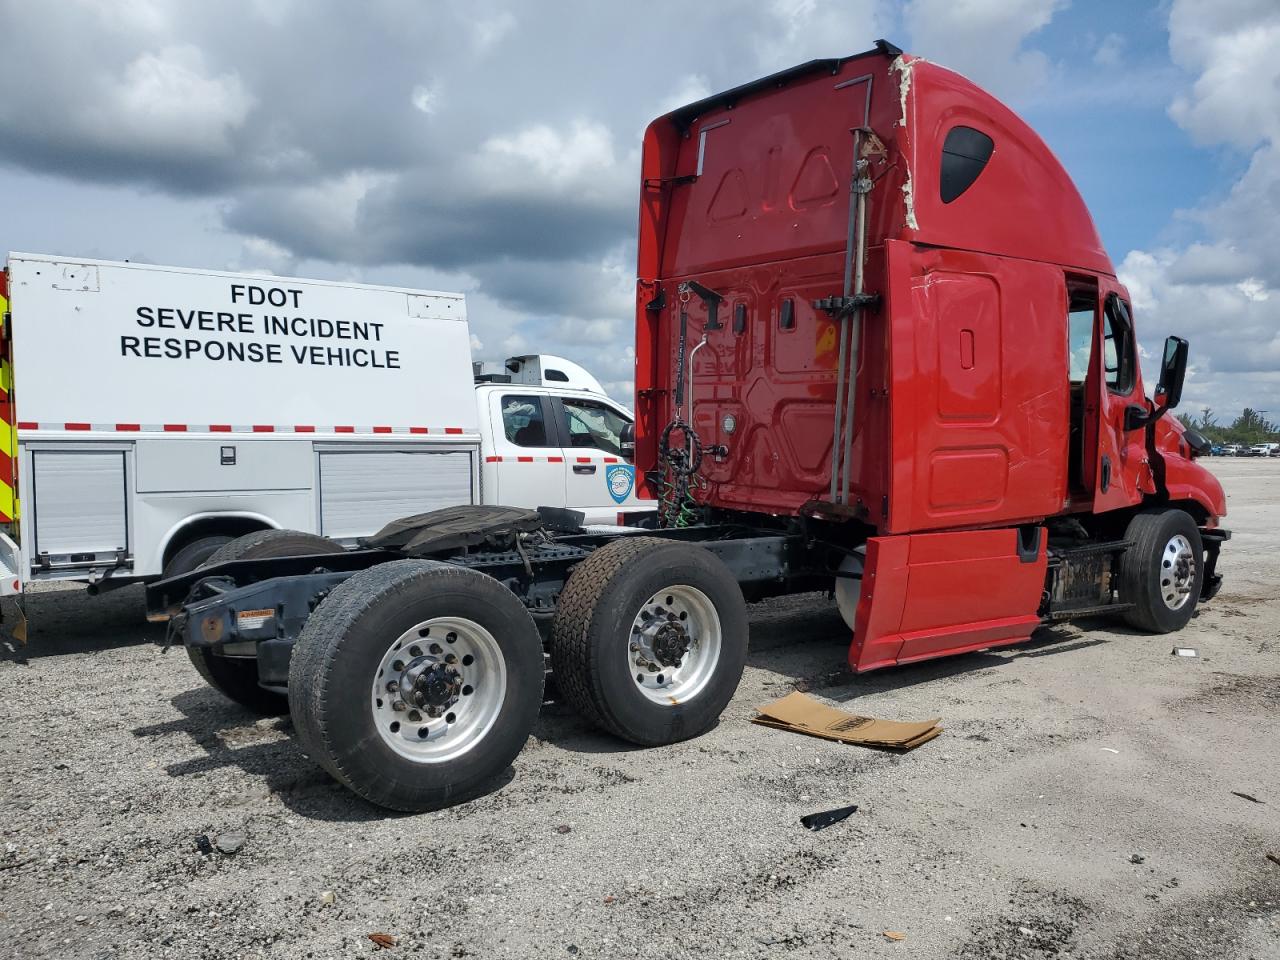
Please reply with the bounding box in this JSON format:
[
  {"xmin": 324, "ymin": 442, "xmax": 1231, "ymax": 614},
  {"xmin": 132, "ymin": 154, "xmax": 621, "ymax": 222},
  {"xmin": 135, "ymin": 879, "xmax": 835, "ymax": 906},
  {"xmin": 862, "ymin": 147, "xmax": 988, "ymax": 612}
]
[{"xmin": 638, "ymin": 42, "xmax": 1113, "ymax": 285}]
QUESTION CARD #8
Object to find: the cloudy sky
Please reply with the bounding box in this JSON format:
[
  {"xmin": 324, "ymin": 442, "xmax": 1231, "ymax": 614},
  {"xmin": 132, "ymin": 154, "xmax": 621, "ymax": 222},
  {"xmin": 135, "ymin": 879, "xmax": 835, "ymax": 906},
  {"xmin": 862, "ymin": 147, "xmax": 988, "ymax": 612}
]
[{"xmin": 0, "ymin": 0, "xmax": 1276, "ymax": 421}]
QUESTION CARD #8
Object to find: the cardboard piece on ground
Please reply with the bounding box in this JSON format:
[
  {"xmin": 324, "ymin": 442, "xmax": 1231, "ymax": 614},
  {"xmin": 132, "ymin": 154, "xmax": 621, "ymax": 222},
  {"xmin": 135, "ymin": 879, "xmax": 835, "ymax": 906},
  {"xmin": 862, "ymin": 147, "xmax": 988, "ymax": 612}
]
[{"xmin": 752, "ymin": 691, "xmax": 941, "ymax": 750}]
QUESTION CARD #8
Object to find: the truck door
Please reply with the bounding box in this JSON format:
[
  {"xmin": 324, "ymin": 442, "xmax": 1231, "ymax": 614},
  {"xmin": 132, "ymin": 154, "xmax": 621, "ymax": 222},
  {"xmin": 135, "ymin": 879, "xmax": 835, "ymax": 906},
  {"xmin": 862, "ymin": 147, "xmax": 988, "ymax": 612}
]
[
  {"xmin": 1080, "ymin": 285, "xmax": 1148, "ymax": 512},
  {"xmin": 552, "ymin": 394, "xmax": 640, "ymax": 524},
  {"xmin": 848, "ymin": 241, "xmax": 1060, "ymax": 671},
  {"xmin": 882, "ymin": 239, "xmax": 1069, "ymax": 531},
  {"xmin": 487, "ymin": 392, "xmax": 567, "ymax": 511}
]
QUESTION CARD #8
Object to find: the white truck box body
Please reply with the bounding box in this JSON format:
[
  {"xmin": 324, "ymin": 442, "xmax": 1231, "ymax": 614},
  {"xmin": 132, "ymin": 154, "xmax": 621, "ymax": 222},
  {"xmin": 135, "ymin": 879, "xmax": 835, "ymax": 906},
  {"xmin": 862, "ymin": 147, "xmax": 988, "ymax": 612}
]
[
  {"xmin": 8, "ymin": 253, "xmax": 475, "ymax": 433},
  {"xmin": 6, "ymin": 253, "xmax": 480, "ymax": 589}
]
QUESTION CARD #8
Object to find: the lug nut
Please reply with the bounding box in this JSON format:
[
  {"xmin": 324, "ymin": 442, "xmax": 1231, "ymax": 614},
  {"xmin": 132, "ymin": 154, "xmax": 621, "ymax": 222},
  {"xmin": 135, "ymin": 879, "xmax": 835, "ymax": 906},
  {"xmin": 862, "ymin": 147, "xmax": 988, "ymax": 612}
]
[{"xmin": 391, "ymin": 700, "xmax": 407, "ymax": 712}]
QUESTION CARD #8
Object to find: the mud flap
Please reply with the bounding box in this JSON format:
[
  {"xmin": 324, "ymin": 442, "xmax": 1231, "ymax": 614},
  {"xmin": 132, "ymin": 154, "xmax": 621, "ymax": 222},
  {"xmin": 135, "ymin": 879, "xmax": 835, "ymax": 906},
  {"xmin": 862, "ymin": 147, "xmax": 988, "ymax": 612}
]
[{"xmin": 850, "ymin": 526, "xmax": 1047, "ymax": 672}]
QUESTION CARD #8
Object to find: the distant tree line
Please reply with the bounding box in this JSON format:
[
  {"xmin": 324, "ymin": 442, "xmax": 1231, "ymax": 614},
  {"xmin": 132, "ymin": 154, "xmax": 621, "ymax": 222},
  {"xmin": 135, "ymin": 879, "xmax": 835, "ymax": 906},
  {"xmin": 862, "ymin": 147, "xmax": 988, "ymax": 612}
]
[{"xmin": 1176, "ymin": 407, "xmax": 1278, "ymax": 445}]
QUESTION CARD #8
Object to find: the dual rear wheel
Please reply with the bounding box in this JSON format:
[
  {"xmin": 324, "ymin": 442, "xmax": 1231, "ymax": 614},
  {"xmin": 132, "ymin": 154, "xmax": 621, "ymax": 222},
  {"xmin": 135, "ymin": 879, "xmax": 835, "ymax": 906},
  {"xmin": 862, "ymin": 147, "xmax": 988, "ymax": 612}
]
[
  {"xmin": 186, "ymin": 529, "xmax": 747, "ymax": 811},
  {"xmin": 288, "ymin": 538, "xmax": 745, "ymax": 811}
]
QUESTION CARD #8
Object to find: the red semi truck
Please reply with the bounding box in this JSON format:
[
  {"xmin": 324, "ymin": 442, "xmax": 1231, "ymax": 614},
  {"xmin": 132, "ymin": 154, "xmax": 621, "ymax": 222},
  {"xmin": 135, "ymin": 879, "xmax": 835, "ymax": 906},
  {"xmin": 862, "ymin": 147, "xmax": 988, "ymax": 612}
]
[{"xmin": 147, "ymin": 41, "xmax": 1227, "ymax": 811}]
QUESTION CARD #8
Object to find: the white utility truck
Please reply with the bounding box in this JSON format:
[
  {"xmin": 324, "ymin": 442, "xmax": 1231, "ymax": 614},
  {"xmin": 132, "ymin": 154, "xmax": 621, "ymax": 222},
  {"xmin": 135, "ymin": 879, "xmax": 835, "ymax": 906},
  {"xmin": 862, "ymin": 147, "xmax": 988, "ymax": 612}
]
[{"xmin": 0, "ymin": 253, "xmax": 643, "ymax": 599}]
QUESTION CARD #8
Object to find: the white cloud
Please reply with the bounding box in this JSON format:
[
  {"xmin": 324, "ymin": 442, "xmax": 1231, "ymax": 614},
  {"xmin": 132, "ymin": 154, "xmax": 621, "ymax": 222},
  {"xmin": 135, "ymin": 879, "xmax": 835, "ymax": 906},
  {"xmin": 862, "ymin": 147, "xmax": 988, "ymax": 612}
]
[
  {"xmin": 659, "ymin": 74, "xmax": 712, "ymax": 115},
  {"xmin": 411, "ymin": 83, "xmax": 441, "ymax": 115},
  {"xmin": 87, "ymin": 45, "xmax": 253, "ymax": 160},
  {"xmin": 903, "ymin": 0, "xmax": 1067, "ymax": 101},
  {"xmin": 472, "ymin": 120, "xmax": 636, "ymax": 208},
  {"xmin": 756, "ymin": 0, "xmax": 889, "ymax": 71},
  {"xmin": 1119, "ymin": 0, "xmax": 1280, "ymax": 420},
  {"xmin": 480, "ymin": 121, "xmax": 615, "ymax": 187},
  {"xmin": 233, "ymin": 235, "xmax": 296, "ymax": 275},
  {"xmin": 1093, "ymin": 32, "xmax": 1124, "ymax": 66},
  {"xmin": 1168, "ymin": 0, "xmax": 1280, "ymax": 149},
  {"xmin": 473, "ymin": 11, "xmax": 517, "ymax": 52}
]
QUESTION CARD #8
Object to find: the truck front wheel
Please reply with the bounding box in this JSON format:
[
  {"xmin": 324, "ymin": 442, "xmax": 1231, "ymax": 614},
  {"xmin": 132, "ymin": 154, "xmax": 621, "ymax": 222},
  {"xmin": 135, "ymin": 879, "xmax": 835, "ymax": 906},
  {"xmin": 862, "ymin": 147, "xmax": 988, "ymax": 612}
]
[
  {"xmin": 1118, "ymin": 509, "xmax": 1204, "ymax": 633},
  {"xmin": 288, "ymin": 560, "xmax": 545, "ymax": 812},
  {"xmin": 550, "ymin": 537, "xmax": 748, "ymax": 746}
]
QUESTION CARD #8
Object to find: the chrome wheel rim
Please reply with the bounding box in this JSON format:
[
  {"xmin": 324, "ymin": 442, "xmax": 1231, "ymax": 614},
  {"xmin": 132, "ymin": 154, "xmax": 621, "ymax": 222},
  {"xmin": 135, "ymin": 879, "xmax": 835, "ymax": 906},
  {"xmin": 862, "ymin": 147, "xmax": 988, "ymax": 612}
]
[
  {"xmin": 627, "ymin": 585, "xmax": 722, "ymax": 705},
  {"xmin": 1160, "ymin": 534, "xmax": 1196, "ymax": 611},
  {"xmin": 370, "ymin": 617, "xmax": 506, "ymax": 763}
]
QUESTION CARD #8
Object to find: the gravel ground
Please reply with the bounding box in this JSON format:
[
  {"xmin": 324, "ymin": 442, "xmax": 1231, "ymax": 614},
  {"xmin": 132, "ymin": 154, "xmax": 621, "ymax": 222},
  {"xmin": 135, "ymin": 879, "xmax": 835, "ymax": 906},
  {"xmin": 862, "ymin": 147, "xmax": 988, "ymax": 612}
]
[{"xmin": 1, "ymin": 458, "xmax": 1277, "ymax": 960}]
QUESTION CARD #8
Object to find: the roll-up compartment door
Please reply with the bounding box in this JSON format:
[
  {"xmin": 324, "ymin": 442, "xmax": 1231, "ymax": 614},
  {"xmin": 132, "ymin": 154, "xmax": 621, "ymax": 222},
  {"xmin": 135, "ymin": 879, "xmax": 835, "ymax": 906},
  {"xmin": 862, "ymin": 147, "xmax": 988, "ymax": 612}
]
[
  {"xmin": 32, "ymin": 449, "xmax": 129, "ymax": 556},
  {"xmin": 318, "ymin": 449, "xmax": 474, "ymax": 540}
]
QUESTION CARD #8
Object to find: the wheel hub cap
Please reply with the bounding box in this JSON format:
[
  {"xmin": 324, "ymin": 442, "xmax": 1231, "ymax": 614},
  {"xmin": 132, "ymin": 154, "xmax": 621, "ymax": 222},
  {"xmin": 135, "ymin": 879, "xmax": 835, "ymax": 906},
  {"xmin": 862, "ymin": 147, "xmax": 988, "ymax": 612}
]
[
  {"xmin": 371, "ymin": 617, "xmax": 507, "ymax": 764},
  {"xmin": 638, "ymin": 615, "xmax": 691, "ymax": 667},
  {"xmin": 1160, "ymin": 534, "xmax": 1197, "ymax": 611},
  {"xmin": 398, "ymin": 658, "xmax": 462, "ymax": 711},
  {"xmin": 627, "ymin": 586, "xmax": 723, "ymax": 705}
]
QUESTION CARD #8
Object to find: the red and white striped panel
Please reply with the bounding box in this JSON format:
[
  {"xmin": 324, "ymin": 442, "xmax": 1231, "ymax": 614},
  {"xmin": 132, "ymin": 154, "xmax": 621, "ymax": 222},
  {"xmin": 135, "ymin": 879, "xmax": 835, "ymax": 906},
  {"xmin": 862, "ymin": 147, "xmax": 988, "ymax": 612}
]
[
  {"xmin": 15, "ymin": 422, "xmax": 472, "ymax": 436},
  {"xmin": 485, "ymin": 455, "xmax": 622, "ymax": 463}
]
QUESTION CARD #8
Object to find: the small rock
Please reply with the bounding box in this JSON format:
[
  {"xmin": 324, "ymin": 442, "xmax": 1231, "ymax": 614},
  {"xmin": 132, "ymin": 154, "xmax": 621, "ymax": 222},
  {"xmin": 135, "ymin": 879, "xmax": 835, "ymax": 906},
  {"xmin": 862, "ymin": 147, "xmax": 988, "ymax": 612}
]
[
  {"xmin": 555, "ymin": 825, "xmax": 572, "ymax": 835},
  {"xmin": 75, "ymin": 915, "xmax": 88, "ymax": 924},
  {"xmin": 215, "ymin": 832, "xmax": 246, "ymax": 855},
  {"xmin": 1130, "ymin": 853, "xmax": 1145, "ymax": 864},
  {"xmin": 319, "ymin": 890, "xmax": 336, "ymax": 906}
]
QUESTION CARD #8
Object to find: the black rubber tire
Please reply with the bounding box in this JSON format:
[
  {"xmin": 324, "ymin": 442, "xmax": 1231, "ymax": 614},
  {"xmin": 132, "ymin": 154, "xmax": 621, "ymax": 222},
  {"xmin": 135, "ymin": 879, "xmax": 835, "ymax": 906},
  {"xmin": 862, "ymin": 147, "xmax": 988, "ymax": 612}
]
[
  {"xmin": 288, "ymin": 560, "xmax": 545, "ymax": 812},
  {"xmin": 161, "ymin": 535, "xmax": 233, "ymax": 579},
  {"xmin": 185, "ymin": 529, "xmax": 344, "ymax": 715},
  {"xmin": 1118, "ymin": 509, "xmax": 1203, "ymax": 633},
  {"xmin": 550, "ymin": 536, "xmax": 747, "ymax": 746},
  {"xmin": 203, "ymin": 528, "xmax": 344, "ymax": 567},
  {"xmin": 187, "ymin": 646, "xmax": 290, "ymax": 716}
]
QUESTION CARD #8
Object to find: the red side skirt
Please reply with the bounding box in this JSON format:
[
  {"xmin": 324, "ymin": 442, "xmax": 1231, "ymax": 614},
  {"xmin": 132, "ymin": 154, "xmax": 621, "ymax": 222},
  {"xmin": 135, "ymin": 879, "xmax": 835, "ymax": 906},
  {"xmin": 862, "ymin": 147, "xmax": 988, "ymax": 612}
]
[{"xmin": 850, "ymin": 526, "xmax": 1047, "ymax": 673}]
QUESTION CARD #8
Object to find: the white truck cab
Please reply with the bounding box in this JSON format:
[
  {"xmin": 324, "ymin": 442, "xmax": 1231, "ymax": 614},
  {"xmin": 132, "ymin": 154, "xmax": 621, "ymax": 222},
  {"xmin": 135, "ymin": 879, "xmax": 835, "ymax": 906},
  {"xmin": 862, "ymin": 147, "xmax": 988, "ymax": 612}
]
[{"xmin": 477, "ymin": 382, "xmax": 640, "ymax": 525}]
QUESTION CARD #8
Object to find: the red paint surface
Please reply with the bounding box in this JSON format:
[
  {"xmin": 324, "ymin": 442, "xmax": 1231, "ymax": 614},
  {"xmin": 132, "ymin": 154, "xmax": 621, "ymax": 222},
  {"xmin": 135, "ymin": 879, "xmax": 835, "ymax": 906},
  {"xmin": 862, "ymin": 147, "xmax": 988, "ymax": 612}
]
[{"xmin": 851, "ymin": 527, "xmax": 1046, "ymax": 672}]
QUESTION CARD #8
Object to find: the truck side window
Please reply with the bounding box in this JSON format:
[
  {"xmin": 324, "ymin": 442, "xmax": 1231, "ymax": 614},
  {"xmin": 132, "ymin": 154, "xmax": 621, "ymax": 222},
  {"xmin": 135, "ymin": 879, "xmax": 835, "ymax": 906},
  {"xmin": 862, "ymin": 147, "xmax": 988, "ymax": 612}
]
[
  {"xmin": 1068, "ymin": 303, "xmax": 1093, "ymax": 383},
  {"xmin": 561, "ymin": 399, "xmax": 629, "ymax": 456},
  {"xmin": 1102, "ymin": 296, "xmax": 1136, "ymax": 394},
  {"xmin": 940, "ymin": 126, "xmax": 994, "ymax": 203},
  {"xmin": 501, "ymin": 395, "xmax": 548, "ymax": 447}
]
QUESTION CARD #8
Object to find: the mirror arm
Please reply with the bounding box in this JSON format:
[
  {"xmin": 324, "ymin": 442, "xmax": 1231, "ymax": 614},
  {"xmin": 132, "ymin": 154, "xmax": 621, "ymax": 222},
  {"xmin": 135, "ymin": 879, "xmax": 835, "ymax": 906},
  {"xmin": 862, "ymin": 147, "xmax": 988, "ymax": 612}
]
[{"xmin": 1125, "ymin": 397, "xmax": 1170, "ymax": 432}]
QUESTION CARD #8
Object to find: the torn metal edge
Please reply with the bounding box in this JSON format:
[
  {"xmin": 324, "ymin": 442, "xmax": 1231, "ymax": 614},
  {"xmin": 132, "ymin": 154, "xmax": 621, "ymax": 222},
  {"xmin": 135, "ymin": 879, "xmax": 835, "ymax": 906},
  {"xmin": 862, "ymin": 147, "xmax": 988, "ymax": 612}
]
[{"xmin": 890, "ymin": 55, "xmax": 920, "ymax": 231}]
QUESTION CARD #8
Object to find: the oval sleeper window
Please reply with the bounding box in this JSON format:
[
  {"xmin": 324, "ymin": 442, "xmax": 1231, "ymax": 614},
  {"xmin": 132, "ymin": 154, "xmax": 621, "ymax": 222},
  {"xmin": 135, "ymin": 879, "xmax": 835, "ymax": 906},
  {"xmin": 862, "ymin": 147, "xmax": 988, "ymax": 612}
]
[{"xmin": 940, "ymin": 126, "xmax": 994, "ymax": 203}]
